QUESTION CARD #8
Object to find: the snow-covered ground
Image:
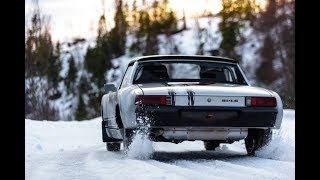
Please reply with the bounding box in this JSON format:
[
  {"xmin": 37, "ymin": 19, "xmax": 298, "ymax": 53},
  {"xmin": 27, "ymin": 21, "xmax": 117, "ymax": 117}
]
[{"xmin": 26, "ymin": 109, "xmax": 295, "ymax": 180}]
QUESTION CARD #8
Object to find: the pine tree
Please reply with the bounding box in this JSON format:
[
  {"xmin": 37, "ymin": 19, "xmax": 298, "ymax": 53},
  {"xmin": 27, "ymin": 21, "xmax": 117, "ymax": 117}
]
[
  {"xmin": 218, "ymin": 0, "xmax": 256, "ymax": 60},
  {"xmin": 145, "ymin": 1, "xmax": 158, "ymax": 55},
  {"xmin": 65, "ymin": 55, "xmax": 77, "ymax": 94},
  {"xmin": 255, "ymin": 36, "xmax": 278, "ymax": 84},
  {"xmin": 75, "ymin": 95, "xmax": 88, "ymax": 120},
  {"xmin": 25, "ymin": 0, "xmax": 61, "ymax": 120},
  {"xmin": 129, "ymin": 0, "xmax": 178, "ymax": 55},
  {"xmin": 128, "ymin": 0, "xmax": 141, "ymax": 54},
  {"xmin": 108, "ymin": 0, "xmax": 128, "ymax": 57},
  {"xmin": 47, "ymin": 41, "xmax": 62, "ymax": 93},
  {"xmin": 85, "ymin": 14, "xmax": 112, "ymax": 88},
  {"xmin": 129, "ymin": 9, "xmax": 150, "ymax": 54},
  {"xmin": 253, "ymin": 0, "xmax": 295, "ymax": 108}
]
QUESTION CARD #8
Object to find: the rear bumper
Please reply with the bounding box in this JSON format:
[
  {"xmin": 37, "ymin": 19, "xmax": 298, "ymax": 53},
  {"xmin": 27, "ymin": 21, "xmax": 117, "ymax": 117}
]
[
  {"xmin": 136, "ymin": 106, "xmax": 278, "ymax": 128},
  {"xmin": 149, "ymin": 127, "xmax": 248, "ymax": 141}
]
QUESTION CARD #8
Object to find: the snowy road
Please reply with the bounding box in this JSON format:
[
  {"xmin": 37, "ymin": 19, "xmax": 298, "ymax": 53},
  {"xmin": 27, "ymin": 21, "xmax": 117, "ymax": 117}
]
[{"xmin": 26, "ymin": 110, "xmax": 295, "ymax": 180}]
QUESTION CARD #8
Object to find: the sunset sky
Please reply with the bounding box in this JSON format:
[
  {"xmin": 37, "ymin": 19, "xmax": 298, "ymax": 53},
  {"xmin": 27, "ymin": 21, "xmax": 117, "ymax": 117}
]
[{"xmin": 25, "ymin": 0, "xmax": 265, "ymax": 42}]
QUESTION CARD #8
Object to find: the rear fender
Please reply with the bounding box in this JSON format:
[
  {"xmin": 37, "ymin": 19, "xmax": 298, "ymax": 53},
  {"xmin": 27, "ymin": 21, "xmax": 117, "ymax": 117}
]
[
  {"xmin": 101, "ymin": 92, "xmax": 119, "ymax": 128},
  {"xmin": 118, "ymin": 86, "xmax": 143, "ymax": 128},
  {"xmin": 270, "ymin": 91, "xmax": 283, "ymax": 129}
]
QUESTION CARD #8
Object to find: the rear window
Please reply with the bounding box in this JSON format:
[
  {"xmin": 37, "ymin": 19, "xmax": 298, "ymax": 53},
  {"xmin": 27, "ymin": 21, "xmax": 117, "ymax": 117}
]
[{"xmin": 133, "ymin": 61, "xmax": 247, "ymax": 85}]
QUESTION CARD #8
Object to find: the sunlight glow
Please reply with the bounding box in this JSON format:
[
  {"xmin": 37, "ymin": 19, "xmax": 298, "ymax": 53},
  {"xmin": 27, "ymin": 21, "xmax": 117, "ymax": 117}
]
[
  {"xmin": 168, "ymin": 0, "xmax": 222, "ymax": 18},
  {"xmin": 25, "ymin": 0, "xmax": 115, "ymax": 42},
  {"xmin": 25, "ymin": 0, "xmax": 267, "ymax": 42}
]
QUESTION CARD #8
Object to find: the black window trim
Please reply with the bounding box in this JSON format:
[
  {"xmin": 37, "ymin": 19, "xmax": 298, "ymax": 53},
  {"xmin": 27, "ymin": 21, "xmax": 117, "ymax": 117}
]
[{"xmin": 119, "ymin": 64, "xmax": 134, "ymax": 89}]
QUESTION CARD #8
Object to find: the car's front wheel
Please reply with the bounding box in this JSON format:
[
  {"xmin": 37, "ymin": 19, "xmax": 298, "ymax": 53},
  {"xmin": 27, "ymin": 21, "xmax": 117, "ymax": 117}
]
[
  {"xmin": 106, "ymin": 143, "xmax": 120, "ymax": 151},
  {"xmin": 245, "ymin": 129, "xmax": 272, "ymax": 155}
]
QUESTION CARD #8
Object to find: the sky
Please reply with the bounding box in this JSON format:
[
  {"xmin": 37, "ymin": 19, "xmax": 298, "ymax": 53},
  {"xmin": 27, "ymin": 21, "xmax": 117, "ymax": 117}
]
[
  {"xmin": 25, "ymin": 0, "xmax": 224, "ymax": 42},
  {"xmin": 25, "ymin": 0, "xmax": 266, "ymax": 43}
]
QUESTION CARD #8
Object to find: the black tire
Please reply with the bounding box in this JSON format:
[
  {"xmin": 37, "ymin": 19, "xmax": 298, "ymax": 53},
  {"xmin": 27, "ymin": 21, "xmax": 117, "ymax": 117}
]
[
  {"xmin": 245, "ymin": 129, "xmax": 272, "ymax": 155},
  {"xmin": 106, "ymin": 143, "xmax": 121, "ymax": 151},
  {"xmin": 123, "ymin": 129, "xmax": 135, "ymax": 151},
  {"xmin": 204, "ymin": 141, "xmax": 220, "ymax": 151}
]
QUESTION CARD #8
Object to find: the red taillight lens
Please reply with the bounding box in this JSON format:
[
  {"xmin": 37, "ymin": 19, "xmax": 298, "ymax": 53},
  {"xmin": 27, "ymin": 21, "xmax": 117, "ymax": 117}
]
[
  {"xmin": 135, "ymin": 95, "xmax": 171, "ymax": 106},
  {"xmin": 246, "ymin": 97, "xmax": 277, "ymax": 107}
]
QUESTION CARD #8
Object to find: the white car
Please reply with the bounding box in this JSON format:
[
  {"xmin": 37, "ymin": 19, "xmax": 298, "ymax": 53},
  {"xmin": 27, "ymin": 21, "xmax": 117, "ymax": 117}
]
[{"xmin": 101, "ymin": 55, "xmax": 283, "ymax": 155}]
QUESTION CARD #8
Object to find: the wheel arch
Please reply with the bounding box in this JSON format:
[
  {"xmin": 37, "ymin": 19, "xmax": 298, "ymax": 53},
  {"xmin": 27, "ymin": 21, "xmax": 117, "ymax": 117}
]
[{"xmin": 115, "ymin": 104, "xmax": 124, "ymax": 128}]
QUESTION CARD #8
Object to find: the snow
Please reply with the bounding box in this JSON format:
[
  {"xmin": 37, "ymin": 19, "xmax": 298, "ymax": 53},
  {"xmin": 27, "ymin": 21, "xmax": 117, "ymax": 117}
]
[
  {"xmin": 127, "ymin": 133, "xmax": 154, "ymax": 160},
  {"xmin": 26, "ymin": 109, "xmax": 295, "ymax": 180},
  {"xmin": 256, "ymin": 109, "xmax": 295, "ymax": 162}
]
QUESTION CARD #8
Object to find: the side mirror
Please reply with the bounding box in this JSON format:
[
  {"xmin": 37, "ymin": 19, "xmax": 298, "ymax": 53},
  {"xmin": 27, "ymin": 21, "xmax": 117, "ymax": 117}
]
[{"xmin": 104, "ymin": 84, "xmax": 116, "ymax": 93}]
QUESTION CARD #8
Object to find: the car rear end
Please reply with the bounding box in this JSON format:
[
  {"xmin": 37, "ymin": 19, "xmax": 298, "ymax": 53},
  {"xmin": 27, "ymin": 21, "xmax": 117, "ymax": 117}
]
[
  {"xmin": 132, "ymin": 59, "xmax": 283, "ymax": 144},
  {"xmin": 134, "ymin": 84, "xmax": 281, "ymax": 143}
]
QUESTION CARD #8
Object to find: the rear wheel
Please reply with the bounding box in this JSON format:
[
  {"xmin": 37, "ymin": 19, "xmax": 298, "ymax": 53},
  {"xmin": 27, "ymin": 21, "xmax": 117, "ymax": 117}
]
[
  {"xmin": 245, "ymin": 129, "xmax": 272, "ymax": 155},
  {"xmin": 106, "ymin": 143, "xmax": 120, "ymax": 151},
  {"xmin": 204, "ymin": 141, "xmax": 220, "ymax": 151}
]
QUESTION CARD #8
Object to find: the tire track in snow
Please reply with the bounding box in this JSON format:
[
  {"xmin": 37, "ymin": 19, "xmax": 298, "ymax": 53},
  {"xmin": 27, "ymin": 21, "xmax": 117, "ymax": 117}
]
[
  {"xmin": 150, "ymin": 149, "xmax": 293, "ymax": 180},
  {"xmin": 26, "ymin": 144, "xmax": 294, "ymax": 180},
  {"xmin": 171, "ymin": 158, "xmax": 293, "ymax": 180},
  {"xmin": 85, "ymin": 150, "xmax": 221, "ymax": 180}
]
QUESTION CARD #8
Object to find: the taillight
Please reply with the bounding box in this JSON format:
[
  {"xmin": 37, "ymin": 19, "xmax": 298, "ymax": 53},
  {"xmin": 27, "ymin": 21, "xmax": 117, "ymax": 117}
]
[
  {"xmin": 246, "ymin": 97, "xmax": 277, "ymax": 107},
  {"xmin": 135, "ymin": 95, "xmax": 172, "ymax": 106}
]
